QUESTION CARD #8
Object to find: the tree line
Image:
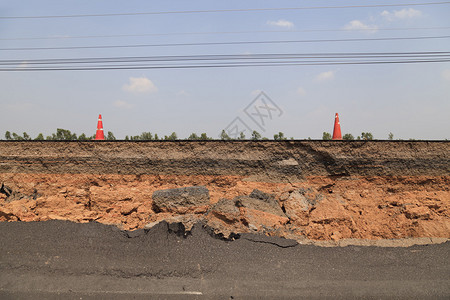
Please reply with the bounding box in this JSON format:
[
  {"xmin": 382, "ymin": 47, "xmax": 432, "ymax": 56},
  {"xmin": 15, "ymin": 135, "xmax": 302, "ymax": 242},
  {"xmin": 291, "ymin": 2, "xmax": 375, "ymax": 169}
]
[
  {"xmin": 3, "ymin": 129, "xmax": 391, "ymax": 141},
  {"xmin": 322, "ymin": 132, "xmax": 377, "ymax": 140},
  {"xmin": 4, "ymin": 129, "xmax": 114, "ymax": 141}
]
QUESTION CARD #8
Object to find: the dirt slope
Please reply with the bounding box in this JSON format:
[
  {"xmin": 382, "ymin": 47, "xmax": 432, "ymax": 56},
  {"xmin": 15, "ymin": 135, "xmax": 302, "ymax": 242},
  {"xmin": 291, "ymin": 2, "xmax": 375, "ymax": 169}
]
[{"xmin": 1, "ymin": 141, "xmax": 449, "ymax": 243}]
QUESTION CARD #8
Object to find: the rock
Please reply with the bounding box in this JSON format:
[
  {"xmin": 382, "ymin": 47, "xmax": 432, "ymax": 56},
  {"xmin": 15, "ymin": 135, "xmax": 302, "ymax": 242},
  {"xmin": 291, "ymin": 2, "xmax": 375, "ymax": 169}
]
[
  {"xmin": 282, "ymin": 188, "xmax": 324, "ymax": 225},
  {"xmin": 234, "ymin": 195, "xmax": 285, "ymax": 218},
  {"xmin": 152, "ymin": 186, "xmax": 210, "ymax": 214},
  {"xmin": 0, "ymin": 183, "xmax": 13, "ymax": 198},
  {"xmin": 205, "ymin": 198, "xmax": 246, "ymax": 238},
  {"xmin": 404, "ymin": 206, "xmax": 431, "ymax": 220},
  {"xmin": 204, "ymin": 192, "xmax": 290, "ymax": 238},
  {"xmin": 208, "ymin": 198, "xmax": 240, "ymax": 223},
  {"xmin": 240, "ymin": 208, "xmax": 289, "ymax": 231},
  {"xmin": 286, "ymin": 191, "xmax": 310, "ymax": 213},
  {"xmin": 0, "ymin": 183, "xmax": 28, "ymax": 202},
  {"xmin": 249, "ymin": 189, "xmax": 276, "ymax": 203},
  {"xmin": 234, "ymin": 192, "xmax": 289, "ymax": 231},
  {"xmin": 120, "ymin": 203, "xmax": 138, "ymax": 216}
]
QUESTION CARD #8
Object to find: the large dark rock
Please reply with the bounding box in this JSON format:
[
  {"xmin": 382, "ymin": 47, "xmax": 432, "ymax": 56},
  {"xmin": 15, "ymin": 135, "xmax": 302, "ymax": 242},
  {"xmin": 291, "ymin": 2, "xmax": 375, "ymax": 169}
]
[
  {"xmin": 235, "ymin": 189, "xmax": 285, "ymax": 218},
  {"xmin": 152, "ymin": 186, "xmax": 210, "ymax": 214}
]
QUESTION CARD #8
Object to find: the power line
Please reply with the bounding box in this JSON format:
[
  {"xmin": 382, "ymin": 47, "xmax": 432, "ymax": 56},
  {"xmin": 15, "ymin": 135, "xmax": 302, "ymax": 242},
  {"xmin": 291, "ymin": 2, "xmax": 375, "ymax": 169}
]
[
  {"xmin": 3, "ymin": 52, "xmax": 449, "ymax": 71},
  {"xmin": 2, "ymin": 27, "xmax": 449, "ymax": 41},
  {"xmin": 2, "ymin": 35, "xmax": 449, "ymax": 51},
  {"xmin": 1, "ymin": 2, "xmax": 449, "ymax": 19},
  {"xmin": 3, "ymin": 59, "xmax": 450, "ymax": 71},
  {"xmin": 2, "ymin": 51, "xmax": 449, "ymax": 65}
]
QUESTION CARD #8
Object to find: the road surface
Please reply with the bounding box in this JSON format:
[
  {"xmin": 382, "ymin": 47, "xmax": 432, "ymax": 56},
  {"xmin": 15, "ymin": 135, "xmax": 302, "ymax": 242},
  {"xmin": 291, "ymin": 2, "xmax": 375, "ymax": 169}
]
[{"xmin": 1, "ymin": 220, "xmax": 449, "ymax": 299}]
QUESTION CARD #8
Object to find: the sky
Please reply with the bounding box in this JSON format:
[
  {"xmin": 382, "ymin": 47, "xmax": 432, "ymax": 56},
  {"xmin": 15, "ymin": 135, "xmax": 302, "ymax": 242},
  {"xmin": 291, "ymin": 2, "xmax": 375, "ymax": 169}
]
[{"xmin": 1, "ymin": 0, "xmax": 449, "ymax": 140}]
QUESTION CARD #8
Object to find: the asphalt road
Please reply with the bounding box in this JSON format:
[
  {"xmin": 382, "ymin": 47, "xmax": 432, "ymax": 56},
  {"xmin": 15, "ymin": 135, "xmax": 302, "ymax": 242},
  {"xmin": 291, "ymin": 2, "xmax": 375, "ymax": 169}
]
[{"xmin": 1, "ymin": 220, "xmax": 449, "ymax": 299}]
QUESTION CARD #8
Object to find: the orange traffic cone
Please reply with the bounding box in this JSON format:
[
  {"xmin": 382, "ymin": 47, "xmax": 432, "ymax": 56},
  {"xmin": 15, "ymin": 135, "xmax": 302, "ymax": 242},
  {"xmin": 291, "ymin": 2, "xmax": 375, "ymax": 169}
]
[
  {"xmin": 95, "ymin": 114, "xmax": 105, "ymax": 140},
  {"xmin": 332, "ymin": 113, "xmax": 342, "ymax": 140}
]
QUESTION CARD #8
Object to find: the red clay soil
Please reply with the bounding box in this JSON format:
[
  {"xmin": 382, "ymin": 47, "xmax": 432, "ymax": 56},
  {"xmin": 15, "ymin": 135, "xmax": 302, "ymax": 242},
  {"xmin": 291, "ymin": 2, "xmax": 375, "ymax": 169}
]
[
  {"xmin": 1, "ymin": 173, "xmax": 448, "ymax": 241},
  {"xmin": 0, "ymin": 141, "xmax": 449, "ymax": 242}
]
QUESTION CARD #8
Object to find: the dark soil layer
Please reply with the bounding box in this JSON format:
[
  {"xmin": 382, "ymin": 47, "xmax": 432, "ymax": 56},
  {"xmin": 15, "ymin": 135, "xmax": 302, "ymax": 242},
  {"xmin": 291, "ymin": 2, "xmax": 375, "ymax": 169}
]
[{"xmin": 1, "ymin": 141, "xmax": 448, "ymax": 178}]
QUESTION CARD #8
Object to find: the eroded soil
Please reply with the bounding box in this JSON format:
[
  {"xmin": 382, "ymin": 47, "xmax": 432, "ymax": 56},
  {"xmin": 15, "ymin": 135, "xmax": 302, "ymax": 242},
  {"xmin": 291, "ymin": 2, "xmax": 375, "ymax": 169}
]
[{"xmin": 1, "ymin": 173, "xmax": 448, "ymax": 241}]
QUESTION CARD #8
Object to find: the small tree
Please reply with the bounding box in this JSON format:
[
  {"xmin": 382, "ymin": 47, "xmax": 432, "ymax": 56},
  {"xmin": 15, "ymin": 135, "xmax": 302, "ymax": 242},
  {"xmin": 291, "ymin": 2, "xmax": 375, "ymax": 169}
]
[
  {"xmin": 199, "ymin": 133, "xmax": 210, "ymax": 140},
  {"xmin": 251, "ymin": 130, "xmax": 261, "ymax": 140},
  {"xmin": 12, "ymin": 132, "xmax": 23, "ymax": 140},
  {"xmin": 360, "ymin": 132, "xmax": 374, "ymax": 140},
  {"xmin": 322, "ymin": 132, "xmax": 332, "ymax": 140},
  {"xmin": 342, "ymin": 133, "xmax": 354, "ymax": 140},
  {"xmin": 78, "ymin": 133, "xmax": 89, "ymax": 140},
  {"xmin": 35, "ymin": 133, "xmax": 44, "ymax": 140},
  {"xmin": 139, "ymin": 132, "xmax": 152, "ymax": 140},
  {"xmin": 166, "ymin": 132, "xmax": 177, "ymax": 140},
  {"xmin": 5, "ymin": 131, "xmax": 12, "ymax": 140},
  {"xmin": 274, "ymin": 132, "xmax": 286, "ymax": 140},
  {"xmin": 22, "ymin": 132, "xmax": 31, "ymax": 140},
  {"xmin": 220, "ymin": 130, "xmax": 231, "ymax": 140},
  {"xmin": 238, "ymin": 132, "xmax": 246, "ymax": 140},
  {"xmin": 388, "ymin": 132, "xmax": 394, "ymax": 140},
  {"xmin": 188, "ymin": 133, "xmax": 199, "ymax": 140},
  {"xmin": 50, "ymin": 128, "xmax": 77, "ymax": 140},
  {"xmin": 125, "ymin": 135, "xmax": 130, "ymax": 140},
  {"xmin": 154, "ymin": 134, "xmax": 159, "ymax": 140},
  {"xmin": 107, "ymin": 131, "xmax": 116, "ymax": 140}
]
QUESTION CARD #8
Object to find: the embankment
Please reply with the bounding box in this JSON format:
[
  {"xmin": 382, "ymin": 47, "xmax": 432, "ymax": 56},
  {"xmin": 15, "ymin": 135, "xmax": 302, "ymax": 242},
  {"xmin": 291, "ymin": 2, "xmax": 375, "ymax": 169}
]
[{"xmin": 1, "ymin": 140, "xmax": 449, "ymax": 244}]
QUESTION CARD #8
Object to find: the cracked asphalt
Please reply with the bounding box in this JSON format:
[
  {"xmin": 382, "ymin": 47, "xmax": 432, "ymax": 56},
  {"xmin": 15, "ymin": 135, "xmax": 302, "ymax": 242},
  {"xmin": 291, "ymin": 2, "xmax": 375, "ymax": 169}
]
[{"xmin": 1, "ymin": 220, "xmax": 449, "ymax": 299}]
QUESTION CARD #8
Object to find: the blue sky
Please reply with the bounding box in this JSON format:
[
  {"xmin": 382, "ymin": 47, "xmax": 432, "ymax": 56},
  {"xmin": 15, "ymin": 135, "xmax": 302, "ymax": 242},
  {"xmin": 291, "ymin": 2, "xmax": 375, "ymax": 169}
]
[{"xmin": 1, "ymin": 1, "xmax": 449, "ymax": 139}]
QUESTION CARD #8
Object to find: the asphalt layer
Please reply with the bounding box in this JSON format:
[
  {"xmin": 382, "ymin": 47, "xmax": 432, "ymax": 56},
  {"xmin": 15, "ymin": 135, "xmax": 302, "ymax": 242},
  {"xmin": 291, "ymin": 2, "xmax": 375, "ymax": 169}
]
[{"xmin": 1, "ymin": 220, "xmax": 449, "ymax": 299}]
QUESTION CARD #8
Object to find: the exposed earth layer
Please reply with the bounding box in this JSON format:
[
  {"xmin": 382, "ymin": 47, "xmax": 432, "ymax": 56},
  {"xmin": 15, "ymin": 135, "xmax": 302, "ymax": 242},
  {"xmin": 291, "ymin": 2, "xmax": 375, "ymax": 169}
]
[{"xmin": 1, "ymin": 141, "xmax": 449, "ymax": 243}]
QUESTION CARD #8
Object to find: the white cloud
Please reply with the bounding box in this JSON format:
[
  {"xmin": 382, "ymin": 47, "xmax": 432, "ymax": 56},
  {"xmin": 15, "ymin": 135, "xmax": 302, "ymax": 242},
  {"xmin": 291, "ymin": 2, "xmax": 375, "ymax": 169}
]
[
  {"xmin": 113, "ymin": 100, "xmax": 134, "ymax": 109},
  {"xmin": 315, "ymin": 71, "xmax": 335, "ymax": 82},
  {"xmin": 381, "ymin": 8, "xmax": 422, "ymax": 21},
  {"xmin": 442, "ymin": 69, "xmax": 450, "ymax": 82},
  {"xmin": 297, "ymin": 87, "xmax": 306, "ymax": 96},
  {"xmin": 344, "ymin": 20, "xmax": 378, "ymax": 33},
  {"xmin": 122, "ymin": 77, "xmax": 158, "ymax": 93},
  {"xmin": 267, "ymin": 19, "xmax": 294, "ymax": 29}
]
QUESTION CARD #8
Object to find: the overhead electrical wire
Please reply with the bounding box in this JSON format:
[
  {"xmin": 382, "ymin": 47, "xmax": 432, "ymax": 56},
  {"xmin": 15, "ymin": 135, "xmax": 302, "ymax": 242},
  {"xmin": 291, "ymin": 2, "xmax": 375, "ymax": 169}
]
[
  {"xmin": 3, "ymin": 59, "xmax": 450, "ymax": 71},
  {"xmin": 2, "ymin": 27, "xmax": 449, "ymax": 41},
  {"xmin": 2, "ymin": 51, "xmax": 449, "ymax": 64},
  {"xmin": 2, "ymin": 51, "xmax": 449, "ymax": 71},
  {"xmin": 2, "ymin": 35, "xmax": 449, "ymax": 51},
  {"xmin": 1, "ymin": 2, "xmax": 449, "ymax": 19}
]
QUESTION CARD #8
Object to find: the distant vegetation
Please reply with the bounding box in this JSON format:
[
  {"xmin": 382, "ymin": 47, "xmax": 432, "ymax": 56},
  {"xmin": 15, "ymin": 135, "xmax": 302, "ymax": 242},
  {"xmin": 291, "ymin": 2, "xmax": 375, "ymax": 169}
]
[
  {"xmin": 4, "ymin": 129, "xmax": 99, "ymax": 141},
  {"xmin": 322, "ymin": 132, "xmax": 375, "ymax": 140},
  {"xmin": 2, "ymin": 130, "xmax": 402, "ymax": 141}
]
